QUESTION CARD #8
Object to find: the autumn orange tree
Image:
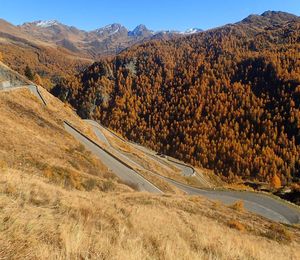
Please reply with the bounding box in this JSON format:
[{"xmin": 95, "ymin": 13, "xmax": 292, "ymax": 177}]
[
  {"xmin": 0, "ymin": 43, "xmax": 90, "ymax": 89},
  {"xmin": 271, "ymin": 174, "xmax": 282, "ymax": 189},
  {"xmin": 54, "ymin": 13, "xmax": 300, "ymax": 185}
]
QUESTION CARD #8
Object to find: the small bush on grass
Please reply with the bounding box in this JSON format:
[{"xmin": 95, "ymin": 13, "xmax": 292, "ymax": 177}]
[
  {"xmin": 229, "ymin": 200, "xmax": 245, "ymax": 212},
  {"xmin": 264, "ymin": 224, "xmax": 293, "ymax": 244},
  {"xmin": 227, "ymin": 220, "xmax": 246, "ymax": 231}
]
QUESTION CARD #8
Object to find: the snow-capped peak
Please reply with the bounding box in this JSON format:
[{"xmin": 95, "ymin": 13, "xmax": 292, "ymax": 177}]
[
  {"xmin": 185, "ymin": 28, "xmax": 200, "ymax": 34},
  {"xmin": 35, "ymin": 20, "xmax": 59, "ymax": 28},
  {"xmin": 179, "ymin": 28, "xmax": 202, "ymax": 35},
  {"xmin": 95, "ymin": 23, "xmax": 123, "ymax": 36},
  {"xmin": 153, "ymin": 28, "xmax": 203, "ymax": 36}
]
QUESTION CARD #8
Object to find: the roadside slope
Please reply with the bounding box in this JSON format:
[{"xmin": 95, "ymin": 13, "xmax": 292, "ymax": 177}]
[
  {"xmin": 84, "ymin": 119, "xmax": 300, "ymax": 224},
  {"xmin": 1, "ymin": 167, "xmax": 300, "ymax": 259},
  {"xmin": 0, "ymin": 87, "xmax": 129, "ymax": 193}
]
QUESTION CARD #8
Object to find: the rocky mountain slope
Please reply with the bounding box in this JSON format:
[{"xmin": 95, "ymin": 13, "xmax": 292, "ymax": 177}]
[
  {"xmin": 17, "ymin": 19, "xmax": 202, "ymax": 57},
  {"xmin": 0, "ymin": 18, "xmax": 201, "ymax": 88}
]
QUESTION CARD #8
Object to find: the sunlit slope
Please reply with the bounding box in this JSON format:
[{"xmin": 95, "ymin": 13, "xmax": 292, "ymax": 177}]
[{"xmin": 0, "ymin": 66, "xmax": 299, "ymax": 259}]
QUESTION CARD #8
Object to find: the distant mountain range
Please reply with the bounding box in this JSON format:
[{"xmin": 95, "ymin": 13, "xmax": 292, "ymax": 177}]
[
  {"xmin": 1, "ymin": 10, "xmax": 297, "ymax": 90},
  {"xmin": 15, "ymin": 20, "xmax": 202, "ymax": 57},
  {"xmin": 0, "ymin": 17, "xmax": 202, "ymax": 84}
]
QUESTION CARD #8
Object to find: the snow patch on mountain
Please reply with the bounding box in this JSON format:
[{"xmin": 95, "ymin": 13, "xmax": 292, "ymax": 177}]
[
  {"xmin": 180, "ymin": 28, "xmax": 202, "ymax": 34},
  {"xmin": 109, "ymin": 28, "xmax": 120, "ymax": 36},
  {"xmin": 95, "ymin": 24, "xmax": 123, "ymax": 36},
  {"xmin": 153, "ymin": 28, "xmax": 202, "ymax": 36},
  {"xmin": 35, "ymin": 20, "xmax": 59, "ymax": 28}
]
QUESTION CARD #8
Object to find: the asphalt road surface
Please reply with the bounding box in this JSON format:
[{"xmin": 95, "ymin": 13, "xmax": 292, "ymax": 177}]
[
  {"xmin": 28, "ymin": 85, "xmax": 47, "ymax": 105},
  {"xmin": 85, "ymin": 119, "xmax": 146, "ymax": 169},
  {"xmin": 64, "ymin": 121, "xmax": 162, "ymax": 194},
  {"xmin": 162, "ymin": 177, "xmax": 300, "ymax": 224}
]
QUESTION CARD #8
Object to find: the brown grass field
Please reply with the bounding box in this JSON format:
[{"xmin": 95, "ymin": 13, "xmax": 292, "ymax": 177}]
[{"xmin": 0, "ymin": 88, "xmax": 300, "ymax": 259}]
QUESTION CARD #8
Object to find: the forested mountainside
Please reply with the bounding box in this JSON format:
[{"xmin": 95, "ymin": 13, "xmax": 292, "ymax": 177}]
[
  {"xmin": 0, "ymin": 43, "xmax": 90, "ymax": 89},
  {"xmin": 52, "ymin": 11, "xmax": 300, "ymax": 185}
]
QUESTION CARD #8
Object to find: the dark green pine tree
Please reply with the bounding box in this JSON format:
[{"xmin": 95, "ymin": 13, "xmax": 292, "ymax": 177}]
[{"xmin": 24, "ymin": 65, "xmax": 34, "ymax": 81}]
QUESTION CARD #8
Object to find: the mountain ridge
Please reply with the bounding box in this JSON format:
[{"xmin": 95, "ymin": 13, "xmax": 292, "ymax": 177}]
[
  {"xmin": 19, "ymin": 19, "xmax": 202, "ymax": 35},
  {"xmin": 10, "ymin": 19, "xmax": 203, "ymax": 58},
  {"xmin": 0, "ymin": 10, "xmax": 298, "ymax": 91}
]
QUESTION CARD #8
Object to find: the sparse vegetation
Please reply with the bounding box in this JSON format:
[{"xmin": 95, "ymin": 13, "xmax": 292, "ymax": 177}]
[
  {"xmin": 83, "ymin": 178, "xmax": 98, "ymax": 191},
  {"xmin": 0, "ymin": 169, "xmax": 300, "ymax": 259},
  {"xmin": 229, "ymin": 200, "xmax": 245, "ymax": 212},
  {"xmin": 264, "ymin": 224, "xmax": 293, "ymax": 243},
  {"xmin": 101, "ymin": 179, "xmax": 116, "ymax": 192},
  {"xmin": 227, "ymin": 219, "xmax": 246, "ymax": 231}
]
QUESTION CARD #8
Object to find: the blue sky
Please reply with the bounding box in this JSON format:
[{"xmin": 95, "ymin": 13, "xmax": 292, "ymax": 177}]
[{"xmin": 1, "ymin": 0, "xmax": 299, "ymax": 31}]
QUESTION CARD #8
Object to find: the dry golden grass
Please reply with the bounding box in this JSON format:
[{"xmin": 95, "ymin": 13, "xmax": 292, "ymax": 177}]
[
  {"xmin": 0, "ymin": 169, "xmax": 300, "ymax": 260},
  {"xmin": 194, "ymin": 166, "xmax": 224, "ymax": 186},
  {"xmin": 224, "ymin": 182, "xmax": 256, "ymax": 191},
  {"xmin": 229, "ymin": 200, "xmax": 245, "ymax": 212},
  {"xmin": 1, "ymin": 86, "xmax": 300, "ymax": 259},
  {"xmin": 264, "ymin": 223, "xmax": 293, "ymax": 244},
  {"xmin": 0, "ymin": 88, "xmax": 129, "ymax": 193},
  {"xmin": 105, "ymin": 129, "xmax": 180, "ymax": 172},
  {"xmin": 37, "ymin": 87, "xmax": 99, "ymax": 141}
]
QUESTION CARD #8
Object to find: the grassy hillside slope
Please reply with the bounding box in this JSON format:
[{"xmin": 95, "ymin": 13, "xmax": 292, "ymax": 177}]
[{"xmin": 0, "ymin": 81, "xmax": 299, "ymax": 259}]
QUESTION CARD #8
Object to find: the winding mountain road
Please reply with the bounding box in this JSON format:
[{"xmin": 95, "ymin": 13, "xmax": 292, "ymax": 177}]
[
  {"xmin": 85, "ymin": 120, "xmax": 300, "ymax": 224},
  {"xmin": 161, "ymin": 177, "xmax": 300, "ymax": 224},
  {"xmin": 64, "ymin": 121, "xmax": 162, "ymax": 194},
  {"xmin": 87, "ymin": 120, "xmax": 196, "ymax": 177},
  {"xmin": 2, "ymin": 81, "xmax": 300, "ymax": 224}
]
